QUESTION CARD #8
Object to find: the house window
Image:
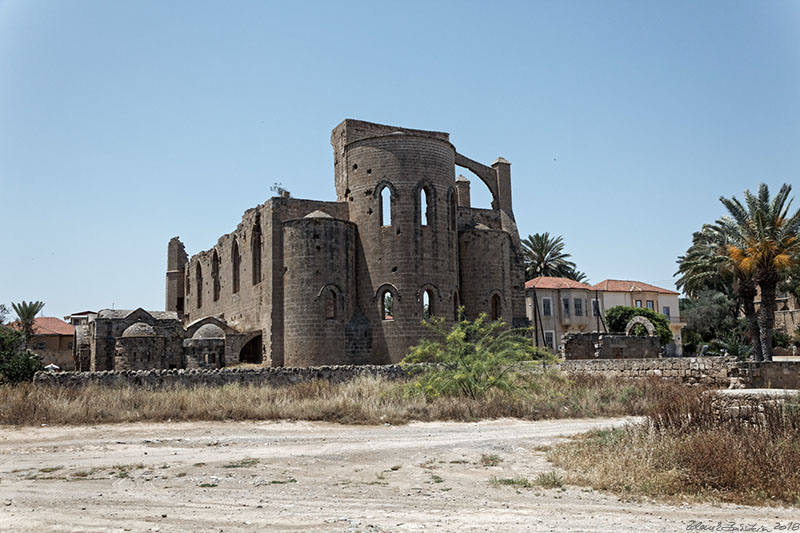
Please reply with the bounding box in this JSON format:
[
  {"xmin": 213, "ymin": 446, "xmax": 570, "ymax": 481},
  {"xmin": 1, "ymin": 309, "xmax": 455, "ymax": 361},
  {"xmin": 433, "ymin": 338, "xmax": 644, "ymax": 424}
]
[
  {"xmin": 635, "ymin": 300, "xmax": 642, "ymax": 308},
  {"xmin": 35, "ymin": 342, "xmax": 46, "ymax": 350},
  {"xmin": 663, "ymin": 306, "xmax": 671, "ymax": 319},
  {"xmin": 562, "ymin": 297, "xmax": 570, "ymax": 317},
  {"xmin": 544, "ymin": 331, "xmax": 555, "ymax": 351},
  {"xmin": 592, "ymin": 299, "xmax": 601, "ymax": 317},
  {"xmin": 646, "ymin": 300, "xmax": 654, "ymax": 310},
  {"xmin": 542, "ymin": 297, "xmax": 552, "ymax": 317},
  {"xmin": 574, "ymin": 298, "xmax": 583, "ymax": 317},
  {"xmin": 68, "ymin": 342, "xmax": 73, "ymax": 349}
]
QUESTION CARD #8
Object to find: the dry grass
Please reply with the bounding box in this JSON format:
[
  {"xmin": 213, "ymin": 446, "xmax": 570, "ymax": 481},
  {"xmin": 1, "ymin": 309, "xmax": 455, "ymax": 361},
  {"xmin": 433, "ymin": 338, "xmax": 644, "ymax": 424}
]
[
  {"xmin": 547, "ymin": 385, "xmax": 800, "ymax": 506},
  {"xmin": 1, "ymin": 373, "xmax": 676, "ymax": 427}
]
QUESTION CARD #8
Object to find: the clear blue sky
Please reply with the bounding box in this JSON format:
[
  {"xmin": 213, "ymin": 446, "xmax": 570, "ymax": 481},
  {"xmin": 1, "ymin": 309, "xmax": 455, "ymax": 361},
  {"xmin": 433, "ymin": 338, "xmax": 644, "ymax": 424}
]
[{"xmin": 1, "ymin": 0, "xmax": 799, "ymax": 320}]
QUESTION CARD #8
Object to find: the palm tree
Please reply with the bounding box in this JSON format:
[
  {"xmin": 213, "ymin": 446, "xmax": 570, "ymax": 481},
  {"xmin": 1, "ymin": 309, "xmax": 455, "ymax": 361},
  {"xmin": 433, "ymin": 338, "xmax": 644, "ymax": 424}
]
[
  {"xmin": 718, "ymin": 184, "xmax": 800, "ymax": 360},
  {"xmin": 563, "ymin": 268, "xmax": 589, "ymax": 284},
  {"xmin": 521, "ymin": 233, "xmax": 577, "ymax": 280},
  {"xmin": 676, "ymin": 224, "xmax": 762, "ymax": 360},
  {"xmin": 11, "ymin": 301, "xmax": 45, "ymax": 350}
]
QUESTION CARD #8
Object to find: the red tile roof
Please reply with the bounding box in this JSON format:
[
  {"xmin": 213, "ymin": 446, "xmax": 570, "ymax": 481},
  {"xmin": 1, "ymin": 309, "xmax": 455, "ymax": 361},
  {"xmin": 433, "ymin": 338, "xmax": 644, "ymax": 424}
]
[
  {"xmin": 592, "ymin": 279, "xmax": 679, "ymax": 295},
  {"xmin": 8, "ymin": 317, "xmax": 75, "ymax": 336},
  {"xmin": 525, "ymin": 277, "xmax": 595, "ymax": 291}
]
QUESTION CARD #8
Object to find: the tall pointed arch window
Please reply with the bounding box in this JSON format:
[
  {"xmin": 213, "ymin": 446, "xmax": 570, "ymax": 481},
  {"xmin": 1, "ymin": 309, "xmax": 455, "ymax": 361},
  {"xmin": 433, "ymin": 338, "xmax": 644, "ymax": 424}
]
[
  {"xmin": 382, "ymin": 290, "xmax": 394, "ymax": 321},
  {"xmin": 422, "ymin": 289, "xmax": 434, "ymax": 319},
  {"xmin": 252, "ymin": 219, "xmax": 262, "ymax": 285},
  {"xmin": 380, "ymin": 186, "xmax": 391, "ymax": 227},
  {"xmin": 196, "ymin": 262, "xmax": 203, "ymax": 309},
  {"xmin": 231, "ymin": 238, "xmax": 240, "ymax": 294},
  {"xmin": 448, "ymin": 190, "xmax": 456, "ymax": 231},
  {"xmin": 212, "ymin": 250, "xmax": 220, "ymax": 302},
  {"xmin": 325, "ymin": 288, "xmax": 336, "ymax": 320},
  {"xmin": 420, "ymin": 187, "xmax": 430, "ymax": 226},
  {"xmin": 490, "ymin": 294, "xmax": 501, "ymax": 321}
]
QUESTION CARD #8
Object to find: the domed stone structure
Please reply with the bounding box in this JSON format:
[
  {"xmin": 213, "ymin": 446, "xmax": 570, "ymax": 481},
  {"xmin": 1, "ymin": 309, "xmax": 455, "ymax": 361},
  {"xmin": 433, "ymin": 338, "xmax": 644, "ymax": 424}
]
[
  {"xmin": 121, "ymin": 322, "xmax": 156, "ymax": 337},
  {"xmin": 192, "ymin": 323, "xmax": 225, "ymax": 339}
]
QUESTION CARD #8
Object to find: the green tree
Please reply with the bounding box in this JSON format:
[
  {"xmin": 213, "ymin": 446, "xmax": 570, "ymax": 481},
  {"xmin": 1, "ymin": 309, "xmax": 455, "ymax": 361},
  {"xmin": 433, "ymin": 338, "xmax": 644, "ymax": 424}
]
[
  {"xmin": 718, "ymin": 184, "xmax": 800, "ymax": 360},
  {"xmin": 521, "ymin": 232, "xmax": 577, "ymax": 280},
  {"xmin": 604, "ymin": 306, "xmax": 673, "ymax": 346},
  {"xmin": 679, "ymin": 290, "xmax": 738, "ymax": 343},
  {"xmin": 11, "ymin": 300, "xmax": 45, "ymax": 350},
  {"xmin": 563, "ymin": 268, "xmax": 589, "ymax": 284},
  {"xmin": 402, "ymin": 313, "xmax": 553, "ymax": 400},
  {"xmin": 676, "ymin": 224, "xmax": 762, "ymax": 359},
  {"xmin": 0, "ymin": 326, "xmax": 42, "ymax": 383},
  {"xmin": 0, "ymin": 304, "xmax": 8, "ymax": 326}
]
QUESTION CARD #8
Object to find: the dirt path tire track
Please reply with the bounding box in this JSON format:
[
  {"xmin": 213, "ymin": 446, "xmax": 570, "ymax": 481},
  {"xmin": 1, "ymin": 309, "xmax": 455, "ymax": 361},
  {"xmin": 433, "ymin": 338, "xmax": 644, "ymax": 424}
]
[{"xmin": 0, "ymin": 417, "xmax": 795, "ymax": 532}]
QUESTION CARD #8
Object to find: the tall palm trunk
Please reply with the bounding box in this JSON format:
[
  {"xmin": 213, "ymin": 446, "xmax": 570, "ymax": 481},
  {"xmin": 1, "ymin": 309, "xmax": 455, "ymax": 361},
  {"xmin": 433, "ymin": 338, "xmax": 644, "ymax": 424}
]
[
  {"xmin": 738, "ymin": 279, "xmax": 762, "ymax": 361},
  {"xmin": 757, "ymin": 275, "xmax": 778, "ymax": 362}
]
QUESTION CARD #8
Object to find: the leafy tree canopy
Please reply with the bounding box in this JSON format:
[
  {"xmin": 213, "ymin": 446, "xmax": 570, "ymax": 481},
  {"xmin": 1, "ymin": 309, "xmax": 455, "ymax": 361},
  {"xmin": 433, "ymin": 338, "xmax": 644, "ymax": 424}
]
[{"xmin": 680, "ymin": 290, "xmax": 738, "ymax": 342}]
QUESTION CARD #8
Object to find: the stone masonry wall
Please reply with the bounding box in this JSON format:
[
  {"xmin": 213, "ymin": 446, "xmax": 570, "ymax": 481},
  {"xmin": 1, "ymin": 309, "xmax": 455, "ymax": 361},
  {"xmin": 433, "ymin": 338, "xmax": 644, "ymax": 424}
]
[
  {"xmin": 559, "ymin": 357, "xmax": 740, "ymax": 387},
  {"xmin": 34, "ymin": 365, "xmax": 416, "ymax": 390},
  {"xmin": 34, "ymin": 358, "xmax": 800, "ymax": 390}
]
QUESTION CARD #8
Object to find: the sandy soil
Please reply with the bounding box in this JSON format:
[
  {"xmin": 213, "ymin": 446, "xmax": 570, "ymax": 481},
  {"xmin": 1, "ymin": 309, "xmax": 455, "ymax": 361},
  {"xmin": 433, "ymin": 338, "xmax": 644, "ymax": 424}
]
[{"xmin": 0, "ymin": 417, "xmax": 796, "ymax": 532}]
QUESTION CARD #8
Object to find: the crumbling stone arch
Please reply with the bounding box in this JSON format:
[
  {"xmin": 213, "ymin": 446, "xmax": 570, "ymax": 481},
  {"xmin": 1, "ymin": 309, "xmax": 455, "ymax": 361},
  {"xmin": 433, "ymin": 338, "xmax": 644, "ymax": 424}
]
[
  {"xmin": 625, "ymin": 316, "xmax": 656, "ymax": 336},
  {"xmin": 454, "ymin": 152, "xmax": 499, "ymax": 209}
]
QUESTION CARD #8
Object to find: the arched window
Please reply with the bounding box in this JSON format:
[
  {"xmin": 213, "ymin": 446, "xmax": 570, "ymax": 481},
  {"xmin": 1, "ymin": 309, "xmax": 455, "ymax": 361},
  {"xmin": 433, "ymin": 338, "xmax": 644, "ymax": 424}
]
[
  {"xmin": 325, "ymin": 288, "xmax": 336, "ymax": 320},
  {"xmin": 380, "ymin": 186, "xmax": 391, "ymax": 227},
  {"xmin": 420, "ymin": 187, "xmax": 430, "ymax": 226},
  {"xmin": 231, "ymin": 238, "xmax": 240, "ymax": 294},
  {"xmin": 212, "ymin": 250, "xmax": 220, "ymax": 302},
  {"xmin": 422, "ymin": 289, "xmax": 434, "ymax": 319},
  {"xmin": 196, "ymin": 262, "xmax": 203, "ymax": 309},
  {"xmin": 448, "ymin": 190, "xmax": 456, "ymax": 231},
  {"xmin": 251, "ymin": 219, "xmax": 262, "ymax": 285},
  {"xmin": 382, "ymin": 290, "xmax": 394, "ymax": 321},
  {"xmin": 490, "ymin": 294, "xmax": 501, "ymax": 321}
]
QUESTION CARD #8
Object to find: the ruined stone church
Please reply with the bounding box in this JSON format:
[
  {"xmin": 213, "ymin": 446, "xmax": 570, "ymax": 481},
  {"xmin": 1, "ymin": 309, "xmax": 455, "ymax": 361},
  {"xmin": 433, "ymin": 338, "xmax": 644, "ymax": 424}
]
[{"xmin": 80, "ymin": 120, "xmax": 527, "ymax": 371}]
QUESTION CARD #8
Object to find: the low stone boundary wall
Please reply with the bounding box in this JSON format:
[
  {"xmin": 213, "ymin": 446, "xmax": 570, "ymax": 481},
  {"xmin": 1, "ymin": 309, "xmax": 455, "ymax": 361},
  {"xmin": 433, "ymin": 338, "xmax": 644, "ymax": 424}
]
[
  {"xmin": 32, "ymin": 358, "xmax": 800, "ymax": 390},
  {"xmin": 33, "ymin": 364, "xmax": 415, "ymax": 389},
  {"xmin": 709, "ymin": 389, "xmax": 800, "ymax": 425},
  {"xmin": 559, "ymin": 357, "xmax": 739, "ymax": 387},
  {"xmin": 737, "ymin": 362, "xmax": 800, "ymax": 389}
]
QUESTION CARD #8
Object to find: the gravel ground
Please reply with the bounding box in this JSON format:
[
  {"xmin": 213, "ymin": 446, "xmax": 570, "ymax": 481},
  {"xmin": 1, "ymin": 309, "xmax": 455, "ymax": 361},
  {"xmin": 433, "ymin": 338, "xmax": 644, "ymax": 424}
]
[{"xmin": 0, "ymin": 417, "xmax": 796, "ymax": 532}]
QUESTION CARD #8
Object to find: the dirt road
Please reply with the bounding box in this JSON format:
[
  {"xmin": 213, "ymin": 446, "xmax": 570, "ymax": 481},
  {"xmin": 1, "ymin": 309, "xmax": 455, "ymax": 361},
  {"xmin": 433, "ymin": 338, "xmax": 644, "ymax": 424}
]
[{"xmin": 0, "ymin": 417, "xmax": 795, "ymax": 532}]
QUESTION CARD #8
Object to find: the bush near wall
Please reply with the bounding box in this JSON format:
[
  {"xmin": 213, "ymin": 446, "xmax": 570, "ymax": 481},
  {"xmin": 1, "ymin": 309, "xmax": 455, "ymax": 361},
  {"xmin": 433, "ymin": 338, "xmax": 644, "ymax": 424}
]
[{"xmin": 605, "ymin": 306, "xmax": 673, "ymax": 346}]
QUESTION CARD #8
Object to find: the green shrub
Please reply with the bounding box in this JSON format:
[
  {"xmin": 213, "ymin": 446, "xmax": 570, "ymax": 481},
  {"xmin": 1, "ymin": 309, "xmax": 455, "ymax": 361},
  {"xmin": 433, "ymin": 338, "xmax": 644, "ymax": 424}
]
[
  {"xmin": 402, "ymin": 313, "xmax": 554, "ymax": 400},
  {"xmin": 0, "ymin": 326, "xmax": 42, "ymax": 383},
  {"xmin": 604, "ymin": 306, "xmax": 673, "ymax": 346},
  {"xmin": 772, "ymin": 331, "xmax": 791, "ymax": 349}
]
